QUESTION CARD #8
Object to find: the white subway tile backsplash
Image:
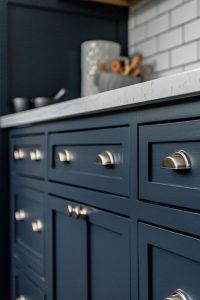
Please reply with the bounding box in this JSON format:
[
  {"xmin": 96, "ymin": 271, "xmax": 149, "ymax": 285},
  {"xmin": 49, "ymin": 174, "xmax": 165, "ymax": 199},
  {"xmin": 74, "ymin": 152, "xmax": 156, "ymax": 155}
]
[
  {"xmin": 171, "ymin": 0, "xmax": 197, "ymax": 27},
  {"xmin": 135, "ymin": 37, "xmax": 157, "ymax": 57},
  {"xmin": 147, "ymin": 14, "xmax": 169, "ymax": 38},
  {"xmin": 184, "ymin": 19, "xmax": 200, "ymax": 42},
  {"xmin": 183, "ymin": 61, "xmax": 200, "ymax": 71},
  {"xmin": 144, "ymin": 51, "xmax": 169, "ymax": 72},
  {"xmin": 128, "ymin": 0, "xmax": 200, "ymax": 78},
  {"xmin": 129, "ymin": 24, "xmax": 146, "ymax": 45},
  {"xmin": 158, "ymin": 27, "xmax": 182, "ymax": 51},
  {"xmin": 157, "ymin": 0, "xmax": 182, "ymax": 15},
  {"xmin": 158, "ymin": 66, "xmax": 183, "ymax": 77},
  {"xmin": 171, "ymin": 42, "xmax": 198, "ymax": 67},
  {"xmin": 134, "ymin": 1, "xmax": 157, "ymax": 26}
]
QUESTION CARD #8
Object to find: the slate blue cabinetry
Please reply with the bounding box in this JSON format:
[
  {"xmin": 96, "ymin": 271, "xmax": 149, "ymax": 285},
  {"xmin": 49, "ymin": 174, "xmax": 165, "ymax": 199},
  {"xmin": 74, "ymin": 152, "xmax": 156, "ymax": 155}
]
[
  {"xmin": 10, "ymin": 98, "xmax": 200, "ymax": 300},
  {"xmin": 47, "ymin": 195, "xmax": 131, "ymax": 300}
]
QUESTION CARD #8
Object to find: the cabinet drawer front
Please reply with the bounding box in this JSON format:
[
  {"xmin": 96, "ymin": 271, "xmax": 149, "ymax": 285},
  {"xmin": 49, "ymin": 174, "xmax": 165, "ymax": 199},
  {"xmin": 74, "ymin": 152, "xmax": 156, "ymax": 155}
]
[
  {"xmin": 139, "ymin": 223, "xmax": 200, "ymax": 300},
  {"xmin": 13, "ymin": 268, "xmax": 45, "ymax": 300},
  {"xmin": 139, "ymin": 119, "xmax": 200, "ymax": 210},
  {"xmin": 48, "ymin": 127, "xmax": 130, "ymax": 196},
  {"xmin": 11, "ymin": 135, "xmax": 45, "ymax": 179},
  {"xmin": 12, "ymin": 186, "xmax": 44, "ymax": 275}
]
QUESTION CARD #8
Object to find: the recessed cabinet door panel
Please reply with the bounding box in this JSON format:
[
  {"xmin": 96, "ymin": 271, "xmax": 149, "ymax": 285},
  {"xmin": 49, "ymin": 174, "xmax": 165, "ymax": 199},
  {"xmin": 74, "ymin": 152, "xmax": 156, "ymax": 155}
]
[
  {"xmin": 12, "ymin": 186, "xmax": 45, "ymax": 275},
  {"xmin": 13, "ymin": 268, "xmax": 45, "ymax": 300},
  {"xmin": 47, "ymin": 195, "xmax": 131, "ymax": 300},
  {"xmin": 47, "ymin": 195, "xmax": 85, "ymax": 300},
  {"xmin": 139, "ymin": 223, "xmax": 200, "ymax": 300},
  {"xmin": 86, "ymin": 208, "xmax": 131, "ymax": 300},
  {"xmin": 48, "ymin": 127, "xmax": 130, "ymax": 196},
  {"xmin": 139, "ymin": 119, "xmax": 200, "ymax": 210}
]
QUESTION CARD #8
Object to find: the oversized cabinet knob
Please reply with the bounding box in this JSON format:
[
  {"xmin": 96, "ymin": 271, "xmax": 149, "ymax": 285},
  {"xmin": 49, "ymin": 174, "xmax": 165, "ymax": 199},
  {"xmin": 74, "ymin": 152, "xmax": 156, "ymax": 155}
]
[
  {"xmin": 14, "ymin": 149, "xmax": 26, "ymax": 160},
  {"xmin": 29, "ymin": 149, "xmax": 42, "ymax": 161},
  {"xmin": 67, "ymin": 205, "xmax": 88, "ymax": 219},
  {"xmin": 165, "ymin": 289, "xmax": 189, "ymax": 300},
  {"xmin": 15, "ymin": 209, "xmax": 26, "ymax": 221},
  {"xmin": 162, "ymin": 150, "xmax": 191, "ymax": 170},
  {"xmin": 31, "ymin": 220, "xmax": 43, "ymax": 232},
  {"xmin": 56, "ymin": 150, "xmax": 72, "ymax": 162},
  {"xmin": 16, "ymin": 296, "xmax": 27, "ymax": 300},
  {"xmin": 95, "ymin": 151, "xmax": 115, "ymax": 166}
]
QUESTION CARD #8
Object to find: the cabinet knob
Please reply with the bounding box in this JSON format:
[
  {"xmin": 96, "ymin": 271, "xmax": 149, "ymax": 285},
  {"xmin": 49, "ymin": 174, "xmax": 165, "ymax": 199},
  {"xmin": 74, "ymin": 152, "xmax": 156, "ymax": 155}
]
[
  {"xmin": 162, "ymin": 150, "xmax": 191, "ymax": 170},
  {"xmin": 165, "ymin": 289, "xmax": 189, "ymax": 300},
  {"xmin": 14, "ymin": 149, "xmax": 26, "ymax": 160},
  {"xmin": 29, "ymin": 149, "xmax": 42, "ymax": 161},
  {"xmin": 56, "ymin": 150, "xmax": 72, "ymax": 162},
  {"xmin": 67, "ymin": 206, "xmax": 88, "ymax": 219},
  {"xmin": 15, "ymin": 209, "xmax": 26, "ymax": 221},
  {"xmin": 73, "ymin": 206, "xmax": 81, "ymax": 219},
  {"xmin": 31, "ymin": 220, "xmax": 43, "ymax": 232},
  {"xmin": 95, "ymin": 151, "xmax": 115, "ymax": 166},
  {"xmin": 67, "ymin": 205, "xmax": 73, "ymax": 217},
  {"xmin": 16, "ymin": 296, "xmax": 27, "ymax": 300}
]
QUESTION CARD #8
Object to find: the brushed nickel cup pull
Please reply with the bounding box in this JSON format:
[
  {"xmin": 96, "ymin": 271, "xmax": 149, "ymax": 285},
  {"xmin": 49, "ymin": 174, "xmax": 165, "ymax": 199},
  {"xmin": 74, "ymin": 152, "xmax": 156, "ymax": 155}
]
[
  {"xmin": 162, "ymin": 150, "xmax": 191, "ymax": 170},
  {"xmin": 31, "ymin": 220, "xmax": 43, "ymax": 232},
  {"xmin": 56, "ymin": 150, "xmax": 72, "ymax": 162},
  {"xmin": 165, "ymin": 289, "xmax": 189, "ymax": 300},
  {"xmin": 16, "ymin": 296, "xmax": 27, "ymax": 300},
  {"xmin": 14, "ymin": 149, "xmax": 26, "ymax": 160},
  {"xmin": 95, "ymin": 151, "xmax": 115, "ymax": 166},
  {"xmin": 29, "ymin": 149, "xmax": 42, "ymax": 161},
  {"xmin": 15, "ymin": 209, "xmax": 26, "ymax": 221}
]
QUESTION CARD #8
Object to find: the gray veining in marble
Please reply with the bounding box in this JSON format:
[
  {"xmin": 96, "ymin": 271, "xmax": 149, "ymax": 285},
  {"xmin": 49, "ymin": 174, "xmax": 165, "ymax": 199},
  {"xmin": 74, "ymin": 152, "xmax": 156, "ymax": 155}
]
[{"xmin": 1, "ymin": 69, "xmax": 200, "ymax": 128}]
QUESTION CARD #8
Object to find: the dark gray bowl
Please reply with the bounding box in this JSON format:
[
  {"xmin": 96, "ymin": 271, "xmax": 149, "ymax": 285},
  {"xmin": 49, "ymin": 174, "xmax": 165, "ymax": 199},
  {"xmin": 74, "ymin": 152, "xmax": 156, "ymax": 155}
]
[{"xmin": 32, "ymin": 97, "xmax": 53, "ymax": 108}]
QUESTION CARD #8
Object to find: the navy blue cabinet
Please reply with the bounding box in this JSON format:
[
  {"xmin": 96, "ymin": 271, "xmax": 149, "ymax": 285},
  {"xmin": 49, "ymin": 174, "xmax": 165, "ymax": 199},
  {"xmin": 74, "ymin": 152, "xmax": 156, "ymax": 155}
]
[
  {"xmin": 13, "ymin": 267, "xmax": 46, "ymax": 300},
  {"xmin": 9, "ymin": 99, "xmax": 200, "ymax": 300},
  {"xmin": 47, "ymin": 195, "xmax": 131, "ymax": 300},
  {"xmin": 11, "ymin": 185, "xmax": 45, "ymax": 276},
  {"xmin": 139, "ymin": 223, "xmax": 200, "ymax": 300}
]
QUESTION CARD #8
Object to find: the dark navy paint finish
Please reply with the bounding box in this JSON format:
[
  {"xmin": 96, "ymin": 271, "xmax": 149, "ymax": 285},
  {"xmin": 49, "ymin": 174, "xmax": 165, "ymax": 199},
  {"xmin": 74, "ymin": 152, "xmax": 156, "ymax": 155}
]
[
  {"xmin": 139, "ymin": 223, "xmax": 200, "ymax": 300},
  {"xmin": 139, "ymin": 119, "xmax": 200, "ymax": 210},
  {"xmin": 9, "ymin": 97, "xmax": 200, "ymax": 300},
  {"xmin": 11, "ymin": 134, "xmax": 45, "ymax": 179},
  {"xmin": 13, "ymin": 267, "xmax": 46, "ymax": 300},
  {"xmin": 47, "ymin": 195, "xmax": 131, "ymax": 300},
  {"xmin": 11, "ymin": 185, "xmax": 45, "ymax": 276},
  {"xmin": 48, "ymin": 126, "xmax": 130, "ymax": 196}
]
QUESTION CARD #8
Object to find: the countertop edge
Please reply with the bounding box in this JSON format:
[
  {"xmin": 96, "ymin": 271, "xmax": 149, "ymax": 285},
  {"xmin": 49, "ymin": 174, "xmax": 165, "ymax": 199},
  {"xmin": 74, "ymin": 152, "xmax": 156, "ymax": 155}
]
[{"xmin": 1, "ymin": 69, "xmax": 200, "ymax": 128}]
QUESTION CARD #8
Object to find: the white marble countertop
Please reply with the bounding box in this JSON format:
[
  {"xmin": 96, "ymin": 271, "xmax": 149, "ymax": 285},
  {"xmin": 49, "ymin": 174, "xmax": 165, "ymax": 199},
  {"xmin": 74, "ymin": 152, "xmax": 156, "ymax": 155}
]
[{"xmin": 1, "ymin": 69, "xmax": 200, "ymax": 128}]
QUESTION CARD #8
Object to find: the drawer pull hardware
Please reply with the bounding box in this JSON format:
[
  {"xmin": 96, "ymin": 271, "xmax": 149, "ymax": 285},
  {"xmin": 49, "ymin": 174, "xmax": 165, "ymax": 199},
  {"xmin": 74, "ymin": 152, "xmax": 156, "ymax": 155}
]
[
  {"xmin": 95, "ymin": 151, "xmax": 115, "ymax": 166},
  {"xmin": 165, "ymin": 289, "xmax": 189, "ymax": 300},
  {"xmin": 57, "ymin": 150, "xmax": 72, "ymax": 162},
  {"xmin": 67, "ymin": 205, "xmax": 73, "ymax": 217},
  {"xmin": 29, "ymin": 149, "xmax": 42, "ymax": 161},
  {"xmin": 162, "ymin": 150, "xmax": 191, "ymax": 170},
  {"xmin": 31, "ymin": 220, "xmax": 43, "ymax": 232},
  {"xmin": 16, "ymin": 296, "xmax": 27, "ymax": 300},
  {"xmin": 14, "ymin": 149, "xmax": 25, "ymax": 160},
  {"xmin": 15, "ymin": 209, "xmax": 26, "ymax": 221},
  {"xmin": 67, "ymin": 206, "xmax": 88, "ymax": 219}
]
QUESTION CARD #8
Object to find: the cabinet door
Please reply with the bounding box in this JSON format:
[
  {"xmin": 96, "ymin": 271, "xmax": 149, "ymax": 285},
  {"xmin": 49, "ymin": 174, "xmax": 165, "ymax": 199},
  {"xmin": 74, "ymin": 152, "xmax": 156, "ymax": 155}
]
[
  {"xmin": 139, "ymin": 223, "xmax": 200, "ymax": 300},
  {"xmin": 47, "ymin": 195, "xmax": 131, "ymax": 300},
  {"xmin": 47, "ymin": 195, "xmax": 85, "ymax": 300}
]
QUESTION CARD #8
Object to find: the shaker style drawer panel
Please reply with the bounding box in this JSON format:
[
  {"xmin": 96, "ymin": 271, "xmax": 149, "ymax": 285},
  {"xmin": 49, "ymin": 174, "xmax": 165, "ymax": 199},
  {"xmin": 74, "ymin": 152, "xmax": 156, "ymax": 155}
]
[
  {"xmin": 48, "ymin": 127, "xmax": 130, "ymax": 196},
  {"xmin": 12, "ymin": 186, "xmax": 45, "ymax": 275},
  {"xmin": 13, "ymin": 268, "xmax": 45, "ymax": 300},
  {"xmin": 139, "ymin": 223, "xmax": 200, "ymax": 300},
  {"xmin": 11, "ymin": 135, "xmax": 45, "ymax": 179},
  {"xmin": 139, "ymin": 119, "xmax": 200, "ymax": 210}
]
